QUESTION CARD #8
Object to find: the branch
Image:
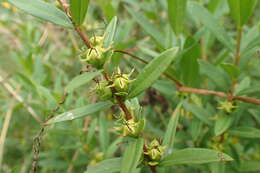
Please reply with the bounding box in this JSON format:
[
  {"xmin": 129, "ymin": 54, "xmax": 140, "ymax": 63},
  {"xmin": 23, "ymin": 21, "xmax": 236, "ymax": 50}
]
[
  {"xmin": 58, "ymin": 0, "xmax": 93, "ymax": 49},
  {"xmin": 102, "ymin": 72, "xmax": 132, "ymax": 120},
  {"xmin": 115, "ymin": 49, "xmax": 260, "ymax": 106}
]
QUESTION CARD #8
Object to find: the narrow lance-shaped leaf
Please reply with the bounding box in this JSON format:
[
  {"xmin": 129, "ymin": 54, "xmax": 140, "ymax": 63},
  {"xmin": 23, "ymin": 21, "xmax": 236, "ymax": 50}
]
[
  {"xmin": 70, "ymin": 0, "xmax": 90, "ymax": 26},
  {"xmin": 121, "ymin": 138, "xmax": 144, "ymax": 173},
  {"xmin": 163, "ymin": 103, "xmax": 182, "ymax": 152},
  {"xmin": 160, "ymin": 148, "xmax": 233, "ymax": 167},
  {"xmin": 214, "ymin": 115, "xmax": 233, "ymax": 136},
  {"xmin": 227, "ymin": 0, "xmax": 257, "ymax": 26},
  {"xmin": 46, "ymin": 101, "xmax": 113, "ymax": 124},
  {"xmin": 167, "ymin": 0, "xmax": 187, "ymax": 35},
  {"xmin": 188, "ymin": 2, "xmax": 233, "ymax": 51},
  {"xmin": 128, "ymin": 47, "xmax": 179, "ymax": 98},
  {"xmin": 229, "ymin": 127, "xmax": 260, "ymax": 138},
  {"xmin": 8, "ymin": 0, "xmax": 72, "ymax": 28},
  {"xmin": 126, "ymin": 6, "xmax": 165, "ymax": 47},
  {"xmin": 183, "ymin": 102, "xmax": 212, "ymax": 125},
  {"xmin": 103, "ymin": 16, "xmax": 118, "ymax": 48},
  {"xmin": 85, "ymin": 158, "xmax": 121, "ymax": 173},
  {"xmin": 65, "ymin": 70, "xmax": 102, "ymax": 93}
]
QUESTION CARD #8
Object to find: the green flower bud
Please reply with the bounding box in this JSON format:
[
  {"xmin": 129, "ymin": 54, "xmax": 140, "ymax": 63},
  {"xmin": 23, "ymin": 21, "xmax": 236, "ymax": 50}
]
[
  {"xmin": 111, "ymin": 68, "xmax": 134, "ymax": 97},
  {"xmin": 144, "ymin": 139, "xmax": 166, "ymax": 166},
  {"xmin": 80, "ymin": 36, "xmax": 112, "ymax": 69},
  {"xmin": 115, "ymin": 118, "xmax": 145, "ymax": 137},
  {"xmin": 96, "ymin": 81, "xmax": 113, "ymax": 101},
  {"xmin": 217, "ymin": 101, "xmax": 237, "ymax": 113}
]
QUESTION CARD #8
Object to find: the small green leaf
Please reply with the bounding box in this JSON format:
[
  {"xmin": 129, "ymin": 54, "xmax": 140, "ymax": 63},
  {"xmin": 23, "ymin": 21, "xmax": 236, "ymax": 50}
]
[
  {"xmin": 46, "ymin": 101, "xmax": 113, "ymax": 124},
  {"xmin": 163, "ymin": 103, "xmax": 182, "ymax": 151},
  {"xmin": 99, "ymin": 113, "xmax": 110, "ymax": 153},
  {"xmin": 8, "ymin": 0, "xmax": 72, "ymax": 28},
  {"xmin": 235, "ymin": 77, "xmax": 251, "ymax": 95},
  {"xmin": 199, "ymin": 61, "xmax": 230, "ymax": 91},
  {"xmin": 65, "ymin": 70, "xmax": 102, "ymax": 93},
  {"xmin": 85, "ymin": 158, "xmax": 121, "ymax": 173},
  {"xmin": 227, "ymin": 0, "xmax": 257, "ymax": 26},
  {"xmin": 70, "ymin": 0, "xmax": 90, "ymax": 26},
  {"xmin": 190, "ymin": 117, "xmax": 203, "ymax": 141},
  {"xmin": 229, "ymin": 127, "xmax": 260, "ymax": 138},
  {"xmin": 167, "ymin": 0, "xmax": 187, "ymax": 35},
  {"xmin": 86, "ymin": 118, "xmax": 98, "ymax": 145},
  {"xmin": 183, "ymin": 102, "xmax": 212, "ymax": 125},
  {"xmin": 128, "ymin": 47, "xmax": 179, "ymax": 98},
  {"xmin": 220, "ymin": 63, "xmax": 240, "ymax": 80},
  {"xmin": 126, "ymin": 6, "xmax": 165, "ymax": 47},
  {"xmin": 103, "ymin": 16, "xmax": 118, "ymax": 48},
  {"xmin": 180, "ymin": 37, "xmax": 200, "ymax": 87},
  {"xmin": 160, "ymin": 148, "xmax": 233, "ymax": 166},
  {"xmin": 188, "ymin": 2, "xmax": 233, "ymax": 51},
  {"xmin": 121, "ymin": 138, "xmax": 144, "ymax": 173},
  {"xmin": 214, "ymin": 115, "xmax": 233, "ymax": 136}
]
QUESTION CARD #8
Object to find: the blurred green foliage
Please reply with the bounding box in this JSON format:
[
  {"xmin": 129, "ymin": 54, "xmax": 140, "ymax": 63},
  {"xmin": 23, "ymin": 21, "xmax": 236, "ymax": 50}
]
[{"xmin": 0, "ymin": 0, "xmax": 260, "ymax": 173}]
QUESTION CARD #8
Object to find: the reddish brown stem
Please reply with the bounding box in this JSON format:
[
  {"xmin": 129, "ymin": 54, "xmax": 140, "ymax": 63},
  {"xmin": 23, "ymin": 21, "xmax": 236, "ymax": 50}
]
[
  {"xmin": 102, "ymin": 72, "xmax": 132, "ymax": 120},
  {"xmin": 115, "ymin": 49, "xmax": 260, "ymax": 106},
  {"xmin": 74, "ymin": 26, "xmax": 93, "ymax": 49}
]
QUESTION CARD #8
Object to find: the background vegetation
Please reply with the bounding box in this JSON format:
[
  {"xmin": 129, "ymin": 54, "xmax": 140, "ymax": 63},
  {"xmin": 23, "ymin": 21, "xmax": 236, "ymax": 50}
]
[{"xmin": 0, "ymin": 0, "xmax": 259, "ymax": 173}]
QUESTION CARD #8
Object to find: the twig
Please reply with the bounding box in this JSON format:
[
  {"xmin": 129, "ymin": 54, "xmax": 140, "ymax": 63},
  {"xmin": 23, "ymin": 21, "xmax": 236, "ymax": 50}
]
[
  {"xmin": 66, "ymin": 151, "xmax": 79, "ymax": 173},
  {"xmin": 58, "ymin": 0, "xmax": 93, "ymax": 49},
  {"xmin": 102, "ymin": 72, "xmax": 132, "ymax": 120},
  {"xmin": 114, "ymin": 49, "xmax": 260, "ymax": 105},
  {"xmin": 0, "ymin": 102, "xmax": 15, "ymax": 169}
]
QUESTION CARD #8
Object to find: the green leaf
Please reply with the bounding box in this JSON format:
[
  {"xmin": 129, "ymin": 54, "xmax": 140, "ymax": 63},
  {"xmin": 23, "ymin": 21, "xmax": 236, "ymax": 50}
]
[
  {"xmin": 86, "ymin": 118, "xmax": 98, "ymax": 145},
  {"xmin": 190, "ymin": 118, "xmax": 203, "ymax": 141},
  {"xmin": 235, "ymin": 77, "xmax": 251, "ymax": 95},
  {"xmin": 167, "ymin": 0, "xmax": 187, "ymax": 35},
  {"xmin": 240, "ymin": 160, "xmax": 260, "ymax": 172},
  {"xmin": 188, "ymin": 2, "xmax": 233, "ymax": 51},
  {"xmin": 128, "ymin": 47, "xmax": 179, "ymax": 98},
  {"xmin": 220, "ymin": 63, "xmax": 240, "ymax": 80},
  {"xmin": 126, "ymin": 6, "xmax": 165, "ymax": 47},
  {"xmin": 99, "ymin": 113, "xmax": 110, "ymax": 153},
  {"xmin": 210, "ymin": 162, "xmax": 226, "ymax": 173},
  {"xmin": 103, "ymin": 16, "xmax": 118, "ymax": 48},
  {"xmin": 121, "ymin": 138, "xmax": 144, "ymax": 173},
  {"xmin": 160, "ymin": 148, "xmax": 233, "ymax": 166},
  {"xmin": 65, "ymin": 70, "xmax": 102, "ymax": 93},
  {"xmin": 70, "ymin": 0, "xmax": 90, "ymax": 26},
  {"xmin": 163, "ymin": 103, "xmax": 182, "ymax": 151},
  {"xmin": 199, "ymin": 61, "xmax": 230, "ymax": 91},
  {"xmin": 8, "ymin": 0, "xmax": 72, "ymax": 28},
  {"xmin": 85, "ymin": 158, "xmax": 121, "ymax": 173},
  {"xmin": 46, "ymin": 101, "xmax": 113, "ymax": 124},
  {"xmin": 183, "ymin": 102, "xmax": 212, "ymax": 125},
  {"xmin": 229, "ymin": 127, "xmax": 260, "ymax": 138},
  {"xmin": 180, "ymin": 37, "xmax": 200, "ymax": 87},
  {"xmin": 227, "ymin": 0, "xmax": 257, "ymax": 26},
  {"xmin": 214, "ymin": 115, "xmax": 233, "ymax": 136},
  {"xmin": 37, "ymin": 85, "xmax": 57, "ymax": 109}
]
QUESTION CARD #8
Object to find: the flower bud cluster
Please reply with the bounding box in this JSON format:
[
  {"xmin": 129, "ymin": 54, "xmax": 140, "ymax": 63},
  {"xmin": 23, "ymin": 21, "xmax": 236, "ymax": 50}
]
[
  {"xmin": 95, "ymin": 67, "xmax": 134, "ymax": 101},
  {"xmin": 80, "ymin": 36, "xmax": 112, "ymax": 69},
  {"xmin": 143, "ymin": 139, "xmax": 166, "ymax": 166},
  {"xmin": 115, "ymin": 117, "xmax": 145, "ymax": 137},
  {"xmin": 217, "ymin": 100, "xmax": 237, "ymax": 113}
]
